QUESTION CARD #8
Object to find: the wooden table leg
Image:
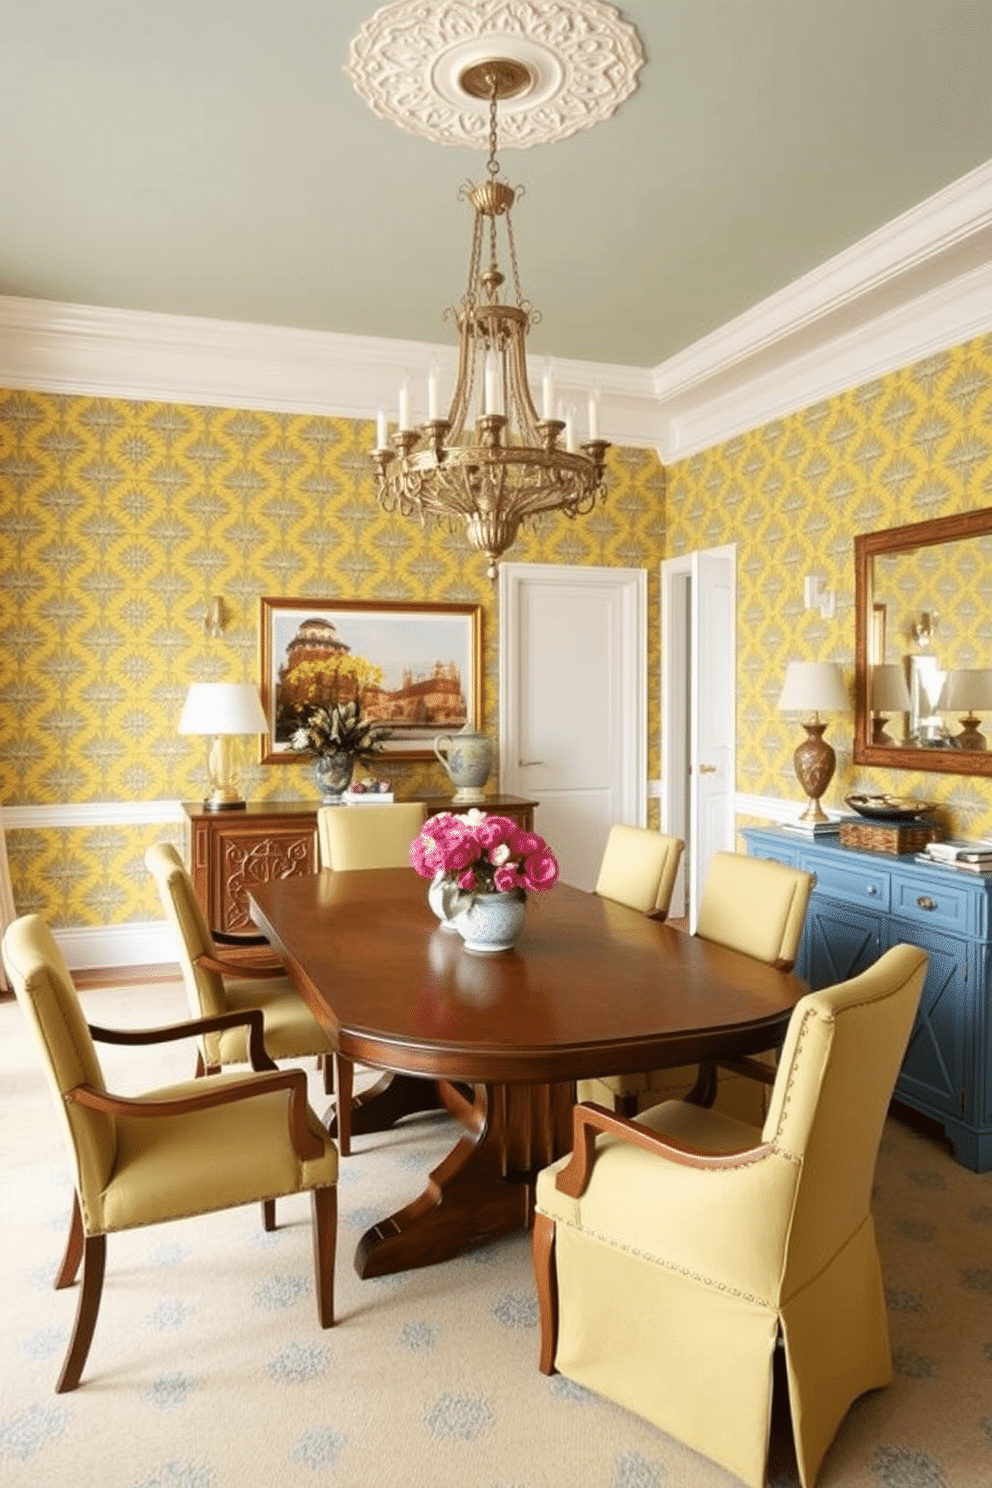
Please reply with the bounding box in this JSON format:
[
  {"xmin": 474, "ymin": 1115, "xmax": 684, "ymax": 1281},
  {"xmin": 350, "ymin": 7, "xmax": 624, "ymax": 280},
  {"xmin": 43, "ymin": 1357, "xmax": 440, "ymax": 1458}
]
[
  {"xmin": 324, "ymin": 1071, "xmax": 446, "ymax": 1146},
  {"xmin": 354, "ymin": 1080, "xmax": 575, "ymax": 1278}
]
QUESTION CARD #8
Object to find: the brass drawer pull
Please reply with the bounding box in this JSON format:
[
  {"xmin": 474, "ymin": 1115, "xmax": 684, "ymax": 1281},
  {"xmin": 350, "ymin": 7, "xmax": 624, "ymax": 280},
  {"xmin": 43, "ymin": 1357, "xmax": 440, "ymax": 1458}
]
[{"xmin": 917, "ymin": 895, "xmax": 937, "ymax": 911}]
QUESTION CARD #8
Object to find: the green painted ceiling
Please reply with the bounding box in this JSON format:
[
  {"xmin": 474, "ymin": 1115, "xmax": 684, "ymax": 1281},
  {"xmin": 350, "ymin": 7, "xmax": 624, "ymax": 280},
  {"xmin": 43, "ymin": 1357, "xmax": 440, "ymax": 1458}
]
[{"xmin": 1, "ymin": 0, "xmax": 990, "ymax": 368}]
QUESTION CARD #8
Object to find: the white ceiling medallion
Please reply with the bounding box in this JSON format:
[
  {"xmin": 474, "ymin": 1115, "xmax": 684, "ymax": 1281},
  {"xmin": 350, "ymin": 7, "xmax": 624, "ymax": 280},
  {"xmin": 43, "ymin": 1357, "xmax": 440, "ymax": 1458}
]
[{"xmin": 346, "ymin": 0, "xmax": 644, "ymax": 149}]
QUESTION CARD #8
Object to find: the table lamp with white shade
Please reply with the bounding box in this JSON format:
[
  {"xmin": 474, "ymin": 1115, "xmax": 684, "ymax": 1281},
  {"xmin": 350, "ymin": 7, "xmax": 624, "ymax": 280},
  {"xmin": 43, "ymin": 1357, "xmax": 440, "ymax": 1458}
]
[
  {"xmin": 938, "ymin": 668, "xmax": 992, "ymax": 751},
  {"xmin": 777, "ymin": 661, "xmax": 849, "ymax": 827},
  {"xmin": 870, "ymin": 662, "xmax": 912, "ymax": 745},
  {"xmin": 178, "ymin": 682, "xmax": 269, "ymax": 810}
]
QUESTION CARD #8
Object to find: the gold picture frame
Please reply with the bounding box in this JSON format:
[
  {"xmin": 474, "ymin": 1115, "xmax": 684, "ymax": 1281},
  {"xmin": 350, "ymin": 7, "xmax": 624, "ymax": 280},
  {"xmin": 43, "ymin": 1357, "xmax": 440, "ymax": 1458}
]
[{"xmin": 259, "ymin": 597, "xmax": 482, "ymax": 763}]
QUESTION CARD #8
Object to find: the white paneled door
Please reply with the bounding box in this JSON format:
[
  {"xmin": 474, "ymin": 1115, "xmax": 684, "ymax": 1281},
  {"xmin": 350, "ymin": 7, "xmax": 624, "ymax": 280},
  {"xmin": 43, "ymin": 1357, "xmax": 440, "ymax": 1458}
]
[
  {"xmin": 661, "ymin": 544, "xmax": 737, "ymax": 930},
  {"xmin": 499, "ymin": 563, "xmax": 647, "ymax": 891}
]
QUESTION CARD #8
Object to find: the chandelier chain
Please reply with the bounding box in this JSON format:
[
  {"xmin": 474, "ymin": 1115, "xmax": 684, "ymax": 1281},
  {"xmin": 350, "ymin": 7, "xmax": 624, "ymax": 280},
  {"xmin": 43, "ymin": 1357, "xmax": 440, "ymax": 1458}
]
[{"xmin": 487, "ymin": 78, "xmax": 500, "ymax": 179}]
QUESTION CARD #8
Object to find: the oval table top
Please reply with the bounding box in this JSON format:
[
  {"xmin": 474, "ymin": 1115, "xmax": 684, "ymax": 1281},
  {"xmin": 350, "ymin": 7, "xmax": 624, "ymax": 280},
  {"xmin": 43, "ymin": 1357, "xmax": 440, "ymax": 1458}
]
[{"xmin": 249, "ymin": 869, "xmax": 807, "ymax": 1086}]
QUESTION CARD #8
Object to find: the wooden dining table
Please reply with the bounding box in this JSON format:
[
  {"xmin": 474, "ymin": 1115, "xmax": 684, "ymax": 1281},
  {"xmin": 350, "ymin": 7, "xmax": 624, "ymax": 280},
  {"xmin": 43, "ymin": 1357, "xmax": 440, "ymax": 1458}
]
[{"xmin": 248, "ymin": 869, "xmax": 807, "ymax": 1278}]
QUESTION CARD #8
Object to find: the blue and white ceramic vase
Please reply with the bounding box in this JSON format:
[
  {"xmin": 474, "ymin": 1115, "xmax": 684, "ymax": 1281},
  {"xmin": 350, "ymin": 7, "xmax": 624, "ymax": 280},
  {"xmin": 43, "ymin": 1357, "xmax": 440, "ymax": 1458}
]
[
  {"xmin": 314, "ymin": 750, "xmax": 354, "ymax": 804},
  {"xmin": 453, "ymin": 889, "xmax": 526, "ymax": 953},
  {"xmin": 433, "ymin": 726, "xmax": 493, "ymax": 803}
]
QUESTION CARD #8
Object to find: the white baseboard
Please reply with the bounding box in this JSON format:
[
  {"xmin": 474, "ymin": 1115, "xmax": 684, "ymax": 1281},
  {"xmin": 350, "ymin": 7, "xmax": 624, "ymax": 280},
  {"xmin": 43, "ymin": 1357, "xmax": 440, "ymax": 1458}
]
[{"xmin": 55, "ymin": 921, "xmax": 178, "ymax": 972}]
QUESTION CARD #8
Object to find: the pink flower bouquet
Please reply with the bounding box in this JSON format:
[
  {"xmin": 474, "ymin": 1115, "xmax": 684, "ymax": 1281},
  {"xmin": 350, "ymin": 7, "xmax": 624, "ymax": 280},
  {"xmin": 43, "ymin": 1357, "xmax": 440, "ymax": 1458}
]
[{"xmin": 409, "ymin": 809, "xmax": 559, "ymax": 919}]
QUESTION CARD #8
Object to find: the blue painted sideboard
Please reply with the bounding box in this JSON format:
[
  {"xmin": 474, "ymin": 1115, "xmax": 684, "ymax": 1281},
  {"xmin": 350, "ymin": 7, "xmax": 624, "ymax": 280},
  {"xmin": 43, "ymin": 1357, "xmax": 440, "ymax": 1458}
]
[{"xmin": 743, "ymin": 825, "xmax": 992, "ymax": 1172}]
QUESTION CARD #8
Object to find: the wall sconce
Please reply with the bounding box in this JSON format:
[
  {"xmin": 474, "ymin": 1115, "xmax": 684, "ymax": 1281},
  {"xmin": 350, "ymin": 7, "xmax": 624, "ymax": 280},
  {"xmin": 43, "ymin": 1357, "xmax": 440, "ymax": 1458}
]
[
  {"xmin": 203, "ymin": 596, "xmax": 226, "ymax": 637},
  {"xmin": 803, "ymin": 575, "xmax": 835, "ymax": 620},
  {"xmin": 911, "ymin": 611, "xmax": 939, "ymax": 649}
]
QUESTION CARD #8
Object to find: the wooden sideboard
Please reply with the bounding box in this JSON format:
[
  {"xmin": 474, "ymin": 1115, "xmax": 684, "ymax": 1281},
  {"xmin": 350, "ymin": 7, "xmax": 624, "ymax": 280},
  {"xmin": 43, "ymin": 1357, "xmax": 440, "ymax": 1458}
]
[
  {"xmin": 181, "ymin": 794, "xmax": 539, "ymax": 937},
  {"xmin": 743, "ymin": 825, "xmax": 992, "ymax": 1172}
]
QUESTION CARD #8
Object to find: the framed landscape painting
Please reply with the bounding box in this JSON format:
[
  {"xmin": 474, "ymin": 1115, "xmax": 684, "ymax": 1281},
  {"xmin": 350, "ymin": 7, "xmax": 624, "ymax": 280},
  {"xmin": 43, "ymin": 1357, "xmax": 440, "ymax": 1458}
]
[{"xmin": 259, "ymin": 597, "xmax": 482, "ymax": 763}]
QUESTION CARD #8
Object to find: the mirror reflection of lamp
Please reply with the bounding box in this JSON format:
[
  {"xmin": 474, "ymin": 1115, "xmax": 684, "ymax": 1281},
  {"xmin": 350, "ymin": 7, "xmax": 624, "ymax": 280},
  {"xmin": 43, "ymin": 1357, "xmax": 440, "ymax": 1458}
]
[
  {"xmin": 178, "ymin": 682, "xmax": 269, "ymax": 810},
  {"xmin": 870, "ymin": 663, "xmax": 911, "ymax": 745},
  {"xmin": 777, "ymin": 661, "xmax": 849, "ymax": 827},
  {"xmin": 937, "ymin": 668, "xmax": 992, "ymax": 751}
]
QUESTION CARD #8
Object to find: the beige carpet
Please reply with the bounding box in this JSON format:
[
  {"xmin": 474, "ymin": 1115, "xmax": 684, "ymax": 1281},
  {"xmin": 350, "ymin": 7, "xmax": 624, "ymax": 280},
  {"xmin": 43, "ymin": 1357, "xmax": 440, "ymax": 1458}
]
[{"xmin": 1, "ymin": 978, "xmax": 990, "ymax": 1488}]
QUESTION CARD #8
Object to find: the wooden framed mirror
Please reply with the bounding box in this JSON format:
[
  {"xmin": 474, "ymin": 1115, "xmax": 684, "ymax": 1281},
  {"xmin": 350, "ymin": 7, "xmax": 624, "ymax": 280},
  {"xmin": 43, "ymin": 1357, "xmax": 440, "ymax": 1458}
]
[{"xmin": 854, "ymin": 507, "xmax": 992, "ymax": 776}]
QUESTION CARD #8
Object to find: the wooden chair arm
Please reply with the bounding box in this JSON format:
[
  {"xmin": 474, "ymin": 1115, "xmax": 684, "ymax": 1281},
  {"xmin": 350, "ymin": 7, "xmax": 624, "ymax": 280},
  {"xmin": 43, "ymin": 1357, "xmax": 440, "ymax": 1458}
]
[
  {"xmin": 89, "ymin": 1008, "xmax": 275, "ymax": 1070},
  {"xmin": 555, "ymin": 1102, "xmax": 771, "ymax": 1199},
  {"xmin": 67, "ymin": 1066, "xmax": 324, "ymax": 1161},
  {"xmin": 194, "ymin": 950, "xmax": 285, "ymax": 980},
  {"xmin": 211, "ymin": 930, "xmax": 270, "ymax": 948}
]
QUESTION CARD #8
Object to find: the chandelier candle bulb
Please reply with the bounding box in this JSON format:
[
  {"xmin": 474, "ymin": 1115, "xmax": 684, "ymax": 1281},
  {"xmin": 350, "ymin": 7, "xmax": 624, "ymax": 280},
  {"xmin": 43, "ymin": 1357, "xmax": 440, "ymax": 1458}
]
[
  {"xmin": 427, "ymin": 368, "xmax": 440, "ymax": 420},
  {"xmin": 542, "ymin": 369, "xmax": 554, "ymax": 420},
  {"xmin": 398, "ymin": 383, "xmax": 411, "ymax": 431},
  {"xmin": 588, "ymin": 395, "xmax": 600, "ymax": 442},
  {"xmin": 565, "ymin": 411, "xmax": 576, "ymax": 453},
  {"xmin": 376, "ymin": 409, "xmax": 388, "ymax": 450},
  {"xmin": 484, "ymin": 355, "xmax": 501, "ymax": 416}
]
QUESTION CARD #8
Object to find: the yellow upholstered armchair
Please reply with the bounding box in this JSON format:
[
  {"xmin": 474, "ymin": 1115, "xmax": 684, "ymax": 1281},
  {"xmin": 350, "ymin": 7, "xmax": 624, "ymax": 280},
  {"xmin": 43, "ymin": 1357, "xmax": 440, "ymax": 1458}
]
[
  {"xmin": 316, "ymin": 800, "xmax": 427, "ymax": 871},
  {"xmin": 145, "ymin": 841, "xmax": 334, "ymax": 1082},
  {"xmin": 533, "ymin": 942, "xmax": 928, "ymax": 1488},
  {"xmin": 2, "ymin": 914, "xmax": 337, "ymax": 1393},
  {"xmin": 581, "ymin": 849, "xmax": 814, "ymax": 1119},
  {"xmin": 594, "ymin": 824, "xmax": 684, "ymax": 918}
]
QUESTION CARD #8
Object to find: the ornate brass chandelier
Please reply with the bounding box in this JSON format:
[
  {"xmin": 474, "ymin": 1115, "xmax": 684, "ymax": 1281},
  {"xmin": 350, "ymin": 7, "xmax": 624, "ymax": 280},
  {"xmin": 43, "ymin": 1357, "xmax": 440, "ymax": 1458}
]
[{"xmin": 372, "ymin": 60, "xmax": 611, "ymax": 580}]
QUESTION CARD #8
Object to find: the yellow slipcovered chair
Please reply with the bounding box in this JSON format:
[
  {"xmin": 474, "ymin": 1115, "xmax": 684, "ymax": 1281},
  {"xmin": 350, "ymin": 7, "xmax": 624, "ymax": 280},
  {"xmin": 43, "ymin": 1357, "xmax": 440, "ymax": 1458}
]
[
  {"xmin": 533, "ymin": 942, "xmax": 928, "ymax": 1488},
  {"xmin": 594, "ymin": 825, "xmax": 684, "ymax": 918},
  {"xmin": 316, "ymin": 801, "xmax": 430, "ymax": 1151},
  {"xmin": 2, "ymin": 914, "xmax": 337, "ymax": 1393},
  {"xmin": 580, "ymin": 850, "xmax": 814, "ymax": 1121},
  {"xmin": 316, "ymin": 800, "xmax": 427, "ymax": 870}
]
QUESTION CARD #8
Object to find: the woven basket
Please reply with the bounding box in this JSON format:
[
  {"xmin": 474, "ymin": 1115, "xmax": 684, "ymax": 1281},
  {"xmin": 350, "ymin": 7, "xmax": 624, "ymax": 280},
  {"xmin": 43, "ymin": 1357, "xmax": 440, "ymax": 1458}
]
[{"xmin": 838, "ymin": 820, "xmax": 942, "ymax": 856}]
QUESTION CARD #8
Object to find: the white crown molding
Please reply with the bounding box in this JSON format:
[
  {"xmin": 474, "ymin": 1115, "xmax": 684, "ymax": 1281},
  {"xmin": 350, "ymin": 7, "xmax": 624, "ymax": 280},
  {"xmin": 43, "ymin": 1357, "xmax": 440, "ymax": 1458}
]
[
  {"xmin": 653, "ymin": 159, "xmax": 992, "ymax": 460},
  {"xmin": 0, "ymin": 161, "xmax": 988, "ymax": 462},
  {"xmin": 0, "ymin": 297, "xmax": 663, "ymax": 448}
]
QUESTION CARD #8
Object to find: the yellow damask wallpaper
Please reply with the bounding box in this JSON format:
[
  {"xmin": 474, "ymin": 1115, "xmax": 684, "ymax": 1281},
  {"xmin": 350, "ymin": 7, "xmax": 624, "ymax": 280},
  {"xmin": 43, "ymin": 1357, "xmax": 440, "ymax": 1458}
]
[
  {"xmin": 2, "ymin": 331, "xmax": 991, "ymax": 935},
  {"xmin": 666, "ymin": 332, "xmax": 992, "ymax": 838},
  {"xmin": 0, "ymin": 393, "xmax": 665, "ymax": 925}
]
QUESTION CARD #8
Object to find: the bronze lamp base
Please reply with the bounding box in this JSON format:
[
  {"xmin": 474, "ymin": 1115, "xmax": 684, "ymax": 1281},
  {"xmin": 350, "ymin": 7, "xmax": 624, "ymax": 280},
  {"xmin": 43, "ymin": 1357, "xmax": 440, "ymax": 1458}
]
[{"xmin": 793, "ymin": 721, "xmax": 837, "ymax": 824}]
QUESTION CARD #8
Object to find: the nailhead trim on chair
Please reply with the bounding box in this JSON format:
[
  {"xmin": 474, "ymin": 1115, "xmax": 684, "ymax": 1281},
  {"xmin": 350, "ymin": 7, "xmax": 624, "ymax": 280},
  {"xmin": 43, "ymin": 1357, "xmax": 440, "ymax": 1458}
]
[
  {"xmin": 554, "ymin": 1220, "xmax": 779, "ymax": 1308},
  {"xmin": 774, "ymin": 1005, "xmax": 816, "ymax": 1144}
]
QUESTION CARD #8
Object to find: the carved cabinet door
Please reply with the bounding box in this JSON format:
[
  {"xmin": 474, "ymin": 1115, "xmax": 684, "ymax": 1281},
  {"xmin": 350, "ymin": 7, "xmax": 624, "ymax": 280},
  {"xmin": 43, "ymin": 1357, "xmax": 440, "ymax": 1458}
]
[{"xmin": 183, "ymin": 805, "xmax": 318, "ymax": 934}]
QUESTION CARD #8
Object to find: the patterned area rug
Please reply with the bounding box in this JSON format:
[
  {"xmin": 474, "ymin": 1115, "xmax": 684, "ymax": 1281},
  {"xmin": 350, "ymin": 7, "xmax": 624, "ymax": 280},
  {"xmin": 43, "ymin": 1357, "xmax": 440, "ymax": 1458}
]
[{"xmin": 0, "ymin": 979, "xmax": 990, "ymax": 1488}]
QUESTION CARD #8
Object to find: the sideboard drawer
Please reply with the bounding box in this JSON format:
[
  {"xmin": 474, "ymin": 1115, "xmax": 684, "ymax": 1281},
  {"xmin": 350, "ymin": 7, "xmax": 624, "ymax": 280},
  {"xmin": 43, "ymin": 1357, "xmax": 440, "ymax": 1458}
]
[
  {"xmin": 891, "ymin": 873, "xmax": 972, "ymax": 934},
  {"xmin": 811, "ymin": 859, "xmax": 891, "ymax": 912}
]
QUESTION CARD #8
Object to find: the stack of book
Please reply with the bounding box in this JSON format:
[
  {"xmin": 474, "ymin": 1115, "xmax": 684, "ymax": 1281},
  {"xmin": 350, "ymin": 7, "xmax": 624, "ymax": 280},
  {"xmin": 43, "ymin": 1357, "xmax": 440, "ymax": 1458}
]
[{"xmin": 916, "ymin": 840, "xmax": 992, "ymax": 874}]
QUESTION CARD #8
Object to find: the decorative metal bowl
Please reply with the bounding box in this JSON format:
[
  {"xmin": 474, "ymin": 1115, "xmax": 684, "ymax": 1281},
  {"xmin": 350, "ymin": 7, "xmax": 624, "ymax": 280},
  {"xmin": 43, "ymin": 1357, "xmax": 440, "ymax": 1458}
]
[{"xmin": 844, "ymin": 794, "xmax": 937, "ymax": 822}]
